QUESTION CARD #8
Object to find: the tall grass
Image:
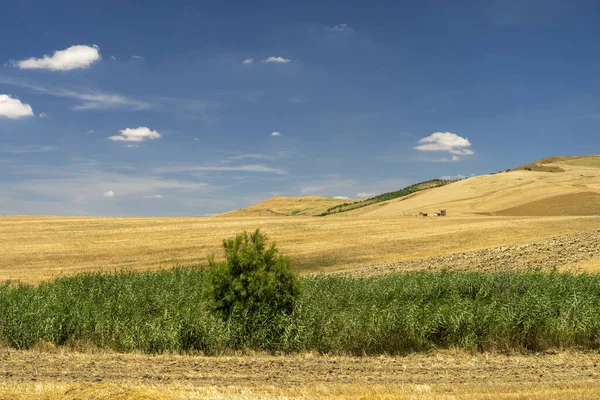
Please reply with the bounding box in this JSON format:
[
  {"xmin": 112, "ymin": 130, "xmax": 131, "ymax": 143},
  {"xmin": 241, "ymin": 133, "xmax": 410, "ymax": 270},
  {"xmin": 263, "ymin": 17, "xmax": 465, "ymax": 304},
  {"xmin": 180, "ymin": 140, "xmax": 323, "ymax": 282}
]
[{"xmin": 2, "ymin": 269, "xmax": 600, "ymax": 354}]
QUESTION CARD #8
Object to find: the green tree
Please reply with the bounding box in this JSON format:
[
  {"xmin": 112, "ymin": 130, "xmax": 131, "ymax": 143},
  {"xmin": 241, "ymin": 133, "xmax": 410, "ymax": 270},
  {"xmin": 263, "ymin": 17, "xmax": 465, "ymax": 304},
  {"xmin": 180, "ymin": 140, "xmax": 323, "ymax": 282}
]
[{"xmin": 204, "ymin": 229, "xmax": 300, "ymax": 323}]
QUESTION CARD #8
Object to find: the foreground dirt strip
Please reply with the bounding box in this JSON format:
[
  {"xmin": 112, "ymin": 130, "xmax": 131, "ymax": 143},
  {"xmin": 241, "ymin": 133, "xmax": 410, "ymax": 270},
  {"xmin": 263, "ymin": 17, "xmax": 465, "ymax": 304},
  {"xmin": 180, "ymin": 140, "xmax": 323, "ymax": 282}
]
[{"xmin": 1, "ymin": 349, "xmax": 600, "ymax": 398}]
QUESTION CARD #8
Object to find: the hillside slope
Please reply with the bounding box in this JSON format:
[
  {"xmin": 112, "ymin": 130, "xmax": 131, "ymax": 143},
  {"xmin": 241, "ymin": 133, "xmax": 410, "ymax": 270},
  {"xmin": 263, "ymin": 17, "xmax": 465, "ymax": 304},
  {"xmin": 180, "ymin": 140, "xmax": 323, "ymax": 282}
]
[
  {"xmin": 352, "ymin": 155, "xmax": 600, "ymax": 217},
  {"xmin": 220, "ymin": 196, "xmax": 352, "ymax": 217}
]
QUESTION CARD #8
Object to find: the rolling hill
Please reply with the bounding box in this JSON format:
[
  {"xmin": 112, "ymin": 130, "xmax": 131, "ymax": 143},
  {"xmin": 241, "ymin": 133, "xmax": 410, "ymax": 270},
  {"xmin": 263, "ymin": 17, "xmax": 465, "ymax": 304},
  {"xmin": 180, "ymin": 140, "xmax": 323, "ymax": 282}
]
[
  {"xmin": 353, "ymin": 155, "xmax": 600, "ymax": 217},
  {"xmin": 220, "ymin": 196, "xmax": 353, "ymax": 217},
  {"xmin": 223, "ymin": 155, "xmax": 600, "ymax": 218}
]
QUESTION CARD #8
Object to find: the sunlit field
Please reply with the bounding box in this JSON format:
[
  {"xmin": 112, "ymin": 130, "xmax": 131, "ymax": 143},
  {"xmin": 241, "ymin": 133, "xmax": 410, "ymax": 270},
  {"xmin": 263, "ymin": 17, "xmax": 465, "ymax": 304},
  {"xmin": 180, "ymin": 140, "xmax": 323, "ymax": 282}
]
[{"xmin": 2, "ymin": 214, "xmax": 600, "ymax": 283}]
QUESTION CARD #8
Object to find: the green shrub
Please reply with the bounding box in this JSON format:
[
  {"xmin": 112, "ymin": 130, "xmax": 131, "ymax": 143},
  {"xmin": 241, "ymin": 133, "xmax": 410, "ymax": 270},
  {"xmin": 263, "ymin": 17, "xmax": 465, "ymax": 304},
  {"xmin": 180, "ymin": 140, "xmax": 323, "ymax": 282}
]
[{"xmin": 203, "ymin": 229, "xmax": 300, "ymax": 324}]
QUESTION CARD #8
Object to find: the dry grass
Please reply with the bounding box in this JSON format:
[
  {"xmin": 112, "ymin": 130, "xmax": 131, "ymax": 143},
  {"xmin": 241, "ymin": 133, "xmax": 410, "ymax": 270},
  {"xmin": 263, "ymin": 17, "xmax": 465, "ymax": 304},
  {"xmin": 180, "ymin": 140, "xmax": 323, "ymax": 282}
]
[
  {"xmin": 2, "ymin": 214, "xmax": 600, "ymax": 283},
  {"xmin": 222, "ymin": 195, "xmax": 352, "ymax": 216},
  {"xmin": 353, "ymin": 156, "xmax": 600, "ymax": 217},
  {"xmin": 2, "ymin": 349, "xmax": 600, "ymax": 399},
  {"xmin": 4, "ymin": 381, "xmax": 600, "ymax": 399}
]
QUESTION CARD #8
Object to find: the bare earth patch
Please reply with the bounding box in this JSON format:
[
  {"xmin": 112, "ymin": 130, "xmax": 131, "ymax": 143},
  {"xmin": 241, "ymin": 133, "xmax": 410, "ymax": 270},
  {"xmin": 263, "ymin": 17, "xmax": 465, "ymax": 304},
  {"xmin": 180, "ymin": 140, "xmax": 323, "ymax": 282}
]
[
  {"xmin": 336, "ymin": 229, "xmax": 600, "ymax": 277},
  {"xmin": 1, "ymin": 349, "xmax": 600, "ymax": 399}
]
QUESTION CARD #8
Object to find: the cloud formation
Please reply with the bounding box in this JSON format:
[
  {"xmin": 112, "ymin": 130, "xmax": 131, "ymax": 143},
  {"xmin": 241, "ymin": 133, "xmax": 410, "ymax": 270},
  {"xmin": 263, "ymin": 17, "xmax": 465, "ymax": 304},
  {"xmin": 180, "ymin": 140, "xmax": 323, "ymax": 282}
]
[
  {"xmin": 414, "ymin": 132, "xmax": 474, "ymax": 156},
  {"xmin": 357, "ymin": 192, "xmax": 375, "ymax": 198},
  {"xmin": 263, "ymin": 56, "xmax": 290, "ymax": 64},
  {"xmin": 142, "ymin": 194, "xmax": 163, "ymax": 199},
  {"xmin": 271, "ymin": 131, "xmax": 281, "ymax": 137},
  {"xmin": 155, "ymin": 164, "xmax": 287, "ymax": 175},
  {"xmin": 109, "ymin": 127, "xmax": 162, "ymax": 142},
  {"xmin": 328, "ymin": 23, "xmax": 350, "ymax": 32},
  {"xmin": 102, "ymin": 190, "xmax": 115, "ymax": 197},
  {"xmin": 0, "ymin": 94, "xmax": 34, "ymax": 118},
  {"xmin": 16, "ymin": 45, "xmax": 101, "ymax": 71},
  {"xmin": 333, "ymin": 195, "xmax": 350, "ymax": 200},
  {"xmin": 440, "ymin": 174, "xmax": 467, "ymax": 180},
  {"xmin": 242, "ymin": 58, "xmax": 254, "ymax": 65}
]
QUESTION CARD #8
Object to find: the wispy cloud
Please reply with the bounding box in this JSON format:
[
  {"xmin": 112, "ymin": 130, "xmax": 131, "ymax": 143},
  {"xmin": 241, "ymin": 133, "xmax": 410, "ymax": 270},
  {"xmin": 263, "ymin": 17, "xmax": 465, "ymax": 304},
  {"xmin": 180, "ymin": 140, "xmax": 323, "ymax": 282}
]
[
  {"xmin": 357, "ymin": 192, "xmax": 375, "ymax": 198},
  {"xmin": 0, "ymin": 94, "xmax": 34, "ymax": 119},
  {"xmin": 271, "ymin": 131, "xmax": 282, "ymax": 137},
  {"xmin": 242, "ymin": 58, "xmax": 254, "ymax": 65},
  {"xmin": 102, "ymin": 190, "xmax": 115, "ymax": 197},
  {"xmin": 109, "ymin": 127, "xmax": 162, "ymax": 143},
  {"xmin": 142, "ymin": 194, "xmax": 163, "ymax": 199},
  {"xmin": 440, "ymin": 174, "xmax": 466, "ymax": 180},
  {"xmin": 14, "ymin": 45, "xmax": 101, "ymax": 71},
  {"xmin": 155, "ymin": 164, "xmax": 287, "ymax": 175},
  {"xmin": 333, "ymin": 195, "xmax": 351, "ymax": 200},
  {"xmin": 327, "ymin": 23, "xmax": 351, "ymax": 32},
  {"xmin": 0, "ymin": 145, "xmax": 57, "ymax": 154},
  {"xmin": 263, "ymin": 56, "xmax": 291, "ymax": 64},
  {"xmin": 0, "ymin": 77, "xmax": 152, "ymax": 111}
]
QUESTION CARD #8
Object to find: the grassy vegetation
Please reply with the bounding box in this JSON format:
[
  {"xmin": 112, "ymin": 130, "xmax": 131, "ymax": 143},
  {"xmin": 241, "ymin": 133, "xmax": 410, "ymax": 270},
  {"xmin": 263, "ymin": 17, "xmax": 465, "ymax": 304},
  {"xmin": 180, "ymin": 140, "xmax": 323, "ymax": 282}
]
[
  {"xmin": 315, "ymin": 179, "xmax": 455, "ymax": 216},
  {"xmin": 3, "ymin": 268, "xmax": 600, "ymax": 355}
]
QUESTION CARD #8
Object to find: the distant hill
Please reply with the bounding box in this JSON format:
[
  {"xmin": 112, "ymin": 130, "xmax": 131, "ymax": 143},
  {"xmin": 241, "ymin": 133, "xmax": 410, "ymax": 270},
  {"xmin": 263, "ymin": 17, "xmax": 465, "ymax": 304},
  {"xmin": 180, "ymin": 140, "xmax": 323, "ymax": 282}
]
[
  {"xmin": 350, "ymin": 155, "xmax": 600, "ymax": 217},
  {"xmin": 221, "ymin": 155, "xmax": 600, "ymax": 218},
  {"xmin": 315, "ymin": 179, "xmax": 455, "ymax": 216},
  {"xmin": 220, "ymin": 196, "xmax": 353, "ymax": 217}
]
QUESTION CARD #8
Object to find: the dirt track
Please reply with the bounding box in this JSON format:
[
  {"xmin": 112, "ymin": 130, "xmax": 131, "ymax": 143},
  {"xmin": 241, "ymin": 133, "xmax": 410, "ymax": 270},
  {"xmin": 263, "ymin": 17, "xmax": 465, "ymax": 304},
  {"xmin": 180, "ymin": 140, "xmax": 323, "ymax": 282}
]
[
  {"xmin": 1, "ymin": 348, "xmax": 600, "ymax": 388},
  {"xmin": 338, "ymin": 229, "xmax": 600, "ymax": 277}
]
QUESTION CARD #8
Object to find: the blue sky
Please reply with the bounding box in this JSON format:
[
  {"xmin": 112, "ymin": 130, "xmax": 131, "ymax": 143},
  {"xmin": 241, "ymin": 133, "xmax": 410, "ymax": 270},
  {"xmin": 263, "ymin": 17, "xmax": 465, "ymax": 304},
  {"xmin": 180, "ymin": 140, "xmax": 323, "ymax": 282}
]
[{"xmin": 1, "ymin": 0, "xmax": 599, "ymax": 216}]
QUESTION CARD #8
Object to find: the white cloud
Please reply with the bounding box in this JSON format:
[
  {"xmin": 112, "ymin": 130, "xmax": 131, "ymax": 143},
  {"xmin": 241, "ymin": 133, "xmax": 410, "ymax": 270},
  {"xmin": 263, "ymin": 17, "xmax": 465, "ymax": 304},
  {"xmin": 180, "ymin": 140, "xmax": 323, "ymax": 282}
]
[
  {"xmin": 16, "ymin": 45, "xmax": 101, "ymax": 71},
  {"xmin": 357, "ymin": 192, "xmax": 376, "ymax": 198},
  {"xmin": 0, "ymin": 94, "xmax": 34, "ymax": 119},
  {"xmin": 109, "ymin": 127, "xmax": 162, "ymax": 143},
  {"xmin": 328, "ymin": 23, "xmax": 350, "ymax": 32},
  {"xmin": 131, "ymin": 55, "xmax": 143, "ymax": 59},
  {"xmin": 263, "ymin": 56, "xmax": 291, "ymax": 64},
  {"xmin": 193, "ymin": 138, "xmax": 199, "ymax": 141},
  {"xmin": 103, "ymin": 190, "xmax": 115, "ymax": 197},
  {"xmin": 142, "ymin": 194, "xmax": 163, "ymax": 199},
  {"xmin": 414, "ymin": 132, "xmax": 474, "ymax": 156},
  {"xmin": 271, "ymin": 131, "xmax": 281, "ymax": 137},
  {"xmin": 242, "ymin": 58, "xmax": 254, "ymax": 65},
  {"xmin": 125, "ymin": 144, "xmax": 139, "ymax": 148},
  {"xmin": 110, "ymin": 55, "xmax": 116, "ymax": 60},
  {"xmin": 440, "ymin": 175, "xmax": 466, "ymax": 181},
  {"xmin": 449, "ymin": 149, "xmax": 474, "ymax": 155},
  {"xmin": 452, "ymin": 155, "xmax": 460, "ymax": 161},
  {"xmin": 333, "ymin": 195, "xmax": 351, "ymax": 200},
  {"xmin": 38, "ymin": 112, "xmax": 47, "ymax": 118}
]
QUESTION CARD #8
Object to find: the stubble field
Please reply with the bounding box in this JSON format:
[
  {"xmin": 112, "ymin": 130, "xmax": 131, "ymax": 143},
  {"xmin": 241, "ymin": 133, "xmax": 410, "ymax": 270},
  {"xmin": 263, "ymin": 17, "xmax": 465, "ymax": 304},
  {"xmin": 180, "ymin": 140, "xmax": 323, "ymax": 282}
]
[{"xmin": 2, "ymin": 214, "xmax": 600, "ymax": 283}]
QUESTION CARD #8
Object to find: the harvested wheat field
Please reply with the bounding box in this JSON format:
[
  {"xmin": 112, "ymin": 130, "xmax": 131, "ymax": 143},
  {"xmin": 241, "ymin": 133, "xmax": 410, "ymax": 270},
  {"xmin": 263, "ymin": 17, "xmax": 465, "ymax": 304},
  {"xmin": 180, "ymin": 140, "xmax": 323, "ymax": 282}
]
[
  {"xmin": 2, "ymin": 349, "xmax": 600, "ymax": 399},
  {"xmin": 2, "ymin": 214, "xmax": 600, "ymax": 283}
]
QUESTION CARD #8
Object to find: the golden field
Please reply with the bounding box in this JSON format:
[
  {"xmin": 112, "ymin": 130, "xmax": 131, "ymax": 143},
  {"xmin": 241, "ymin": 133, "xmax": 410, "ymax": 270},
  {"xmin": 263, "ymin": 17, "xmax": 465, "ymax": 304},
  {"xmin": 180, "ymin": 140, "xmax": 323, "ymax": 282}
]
[
  {"xmin": 2, "ymin": 214, "xmax": 600, "ymax": 283},
  {"xmin": 2, "ymin": 156, "xmax": 599, "ymax": 283}
]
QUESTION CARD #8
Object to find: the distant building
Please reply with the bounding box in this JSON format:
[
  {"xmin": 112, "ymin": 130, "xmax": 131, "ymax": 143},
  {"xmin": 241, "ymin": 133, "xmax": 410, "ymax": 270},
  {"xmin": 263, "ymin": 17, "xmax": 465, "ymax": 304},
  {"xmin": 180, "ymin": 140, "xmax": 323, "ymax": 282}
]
[{"xmin": 433, "ymin": 209, "xmax": 447, "ymax": 216}]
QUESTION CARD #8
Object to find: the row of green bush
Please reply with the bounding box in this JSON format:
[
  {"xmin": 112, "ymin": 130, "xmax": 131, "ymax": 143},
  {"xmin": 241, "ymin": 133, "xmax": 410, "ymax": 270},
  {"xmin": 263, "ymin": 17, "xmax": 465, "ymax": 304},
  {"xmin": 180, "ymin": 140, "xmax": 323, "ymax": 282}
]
[
  {"xmin": 316, "ymin": 179, "xmax": 455, "ymax": 216},
  {"xmin": 3, "ymin": 267, "xmax": 600, "ymax": 354}
]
